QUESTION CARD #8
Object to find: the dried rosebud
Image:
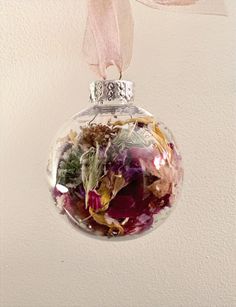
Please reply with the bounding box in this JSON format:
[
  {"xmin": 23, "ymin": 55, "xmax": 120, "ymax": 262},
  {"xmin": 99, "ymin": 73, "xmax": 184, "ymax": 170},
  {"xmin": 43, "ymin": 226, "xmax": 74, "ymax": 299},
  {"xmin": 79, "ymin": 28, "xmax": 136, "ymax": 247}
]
[{"xmin": 88, "ymin": 190, "xmax": 102, "ymax": 211}]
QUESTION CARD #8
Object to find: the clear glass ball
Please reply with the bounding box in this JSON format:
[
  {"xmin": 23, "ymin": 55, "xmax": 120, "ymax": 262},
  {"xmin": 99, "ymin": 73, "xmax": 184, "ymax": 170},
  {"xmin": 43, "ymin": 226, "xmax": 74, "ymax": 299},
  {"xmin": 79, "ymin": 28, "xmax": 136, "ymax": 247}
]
[{"xmin": 47, "ymin": 81, "xmax": 183, "ymax": 239}]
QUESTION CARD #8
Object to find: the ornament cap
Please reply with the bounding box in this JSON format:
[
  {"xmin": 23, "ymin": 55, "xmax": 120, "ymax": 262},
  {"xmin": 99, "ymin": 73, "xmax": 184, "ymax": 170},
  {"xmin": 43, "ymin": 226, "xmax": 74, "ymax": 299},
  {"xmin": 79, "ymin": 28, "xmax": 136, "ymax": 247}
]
[{"xmin": 89, "ymin": 80, "xmax": 134, "ymax": 104}]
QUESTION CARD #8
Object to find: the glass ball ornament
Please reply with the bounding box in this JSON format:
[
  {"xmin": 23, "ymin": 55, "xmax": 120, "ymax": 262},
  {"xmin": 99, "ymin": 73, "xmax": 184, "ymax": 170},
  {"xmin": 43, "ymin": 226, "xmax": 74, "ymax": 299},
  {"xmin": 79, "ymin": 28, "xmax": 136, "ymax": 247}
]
[{"xmin": 47, "ymin": 80, "xmax": 183, "ymax": 239}]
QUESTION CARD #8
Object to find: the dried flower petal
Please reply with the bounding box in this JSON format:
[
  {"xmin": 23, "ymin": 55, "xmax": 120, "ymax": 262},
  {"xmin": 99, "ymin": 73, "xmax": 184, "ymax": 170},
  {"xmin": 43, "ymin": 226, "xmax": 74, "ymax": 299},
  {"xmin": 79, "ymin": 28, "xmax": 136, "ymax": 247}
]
[
  {"xmin": 89, "ymin": 207, "xmax": 124, "ymax": 235},
  {"xmin": 88, "ymin": 190, "xmax": 102, "ymax": 211},
  {"xmin": 108, "ymin": 195, "xmax": 136, "ymax": 218},
  {"xmin": 147, "ymin": 178, "xmax": 171, "ymax": 198},
  {"xmin": 124, "ymin": 213, "xmax": 154, "ymax": 235},
  {"xmin": 152, "ymin": 123, "xmax": 172, "ymax": 162}
]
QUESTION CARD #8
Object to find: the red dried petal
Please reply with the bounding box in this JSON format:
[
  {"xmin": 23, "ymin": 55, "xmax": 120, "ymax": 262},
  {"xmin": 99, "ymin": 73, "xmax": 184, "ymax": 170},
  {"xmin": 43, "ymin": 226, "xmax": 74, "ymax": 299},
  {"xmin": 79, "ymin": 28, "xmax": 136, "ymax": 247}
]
[
  {"xmin": 124, "ymin": 213, "xmax": 154, "ymax": 235},
  {"xmin": 107, "ymin": 195, "xmax": 136, "ymax": 218},
  {"xmin": 88, "ymin": 190, "xmax": 102, "ymax": 211}
]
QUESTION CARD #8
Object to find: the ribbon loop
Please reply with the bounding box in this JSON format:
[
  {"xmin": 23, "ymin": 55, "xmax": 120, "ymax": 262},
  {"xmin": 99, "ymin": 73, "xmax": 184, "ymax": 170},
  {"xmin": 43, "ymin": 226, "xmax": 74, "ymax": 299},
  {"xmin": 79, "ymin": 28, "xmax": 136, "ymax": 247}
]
[
  {"xmin": 83, "ymin": 0, "xmax": 133, "ymax": 79},
  {"xmin": 83, "ymin": 0, "xmax": 226, "ymax": 79}
]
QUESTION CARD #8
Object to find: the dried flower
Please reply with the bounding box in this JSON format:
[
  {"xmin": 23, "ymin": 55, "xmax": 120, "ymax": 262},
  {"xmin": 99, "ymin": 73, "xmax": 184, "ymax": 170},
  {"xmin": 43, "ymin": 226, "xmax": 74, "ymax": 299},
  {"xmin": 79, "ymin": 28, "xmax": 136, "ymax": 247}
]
[{"xmin": 79, "ymin": 124, "xmax": 120, "ymax": 148}]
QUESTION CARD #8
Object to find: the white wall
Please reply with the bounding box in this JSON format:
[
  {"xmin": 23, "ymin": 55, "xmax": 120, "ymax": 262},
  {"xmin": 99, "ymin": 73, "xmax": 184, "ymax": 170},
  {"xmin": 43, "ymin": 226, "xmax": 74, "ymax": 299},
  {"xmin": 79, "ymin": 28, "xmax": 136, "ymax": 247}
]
[{"xmin": 1, "ymin": 1, "xmax": 235, "ymax": 306}]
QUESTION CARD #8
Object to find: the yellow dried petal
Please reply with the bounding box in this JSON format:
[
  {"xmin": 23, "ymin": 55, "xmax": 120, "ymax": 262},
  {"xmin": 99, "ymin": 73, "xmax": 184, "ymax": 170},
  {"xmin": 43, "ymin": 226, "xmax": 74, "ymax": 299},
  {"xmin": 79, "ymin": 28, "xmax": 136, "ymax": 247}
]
[
  {"xmin": 68, "ymin": 130, "xmax": 78, "ymax": 145},
  {"xmin": 97, "ymin": 172, "xmax": 127, "ymax": 209},
  {"xmin": 112, "ymin": 175, "xmax": 126, "ymax": 197},
  {"xmin": 100, "ymin": 190, "xmax": 111, "ymax": 207},
  {"xmin": 152, "ymin": 124, "xmax": 172, "ymax": 163},
  {"xmin": 89, "ymin": 208, "xmax": 124, "ymax": 235},
  {"xmin": 97, "ymin": 179, "xmax": 111, "ymax": 207}
]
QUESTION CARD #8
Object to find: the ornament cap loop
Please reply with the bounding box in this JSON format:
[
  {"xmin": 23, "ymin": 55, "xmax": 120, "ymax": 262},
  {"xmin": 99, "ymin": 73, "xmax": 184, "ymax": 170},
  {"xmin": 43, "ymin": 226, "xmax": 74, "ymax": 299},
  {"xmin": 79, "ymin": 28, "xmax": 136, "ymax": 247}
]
[{"xmin": 89, "ymin": 80, "xmax": 134, "ymax": 104}]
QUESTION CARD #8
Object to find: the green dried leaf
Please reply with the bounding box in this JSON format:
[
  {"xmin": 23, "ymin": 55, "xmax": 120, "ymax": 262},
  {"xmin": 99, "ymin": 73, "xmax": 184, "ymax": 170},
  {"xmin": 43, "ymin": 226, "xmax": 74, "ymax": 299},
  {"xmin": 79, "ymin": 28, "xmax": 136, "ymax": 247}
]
[
  {"xmin": 57, "ymin": 147, "xmax": 82, "ymax": 187},
  {"xmin": 80, "ymin": 143, "xmax": 105, "ymax": 207}
]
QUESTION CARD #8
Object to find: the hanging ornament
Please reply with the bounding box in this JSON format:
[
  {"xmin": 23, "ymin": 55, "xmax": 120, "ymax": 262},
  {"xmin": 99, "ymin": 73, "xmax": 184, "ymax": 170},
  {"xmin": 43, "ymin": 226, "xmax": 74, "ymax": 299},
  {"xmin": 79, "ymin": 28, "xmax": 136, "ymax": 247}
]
[
  {"xmin": 47, "ymin": 80, "xmax": 183, "ymax": 238},
  {"xmin": 47, "ymin": 0, "xmax": 225, "ymax": 239}
]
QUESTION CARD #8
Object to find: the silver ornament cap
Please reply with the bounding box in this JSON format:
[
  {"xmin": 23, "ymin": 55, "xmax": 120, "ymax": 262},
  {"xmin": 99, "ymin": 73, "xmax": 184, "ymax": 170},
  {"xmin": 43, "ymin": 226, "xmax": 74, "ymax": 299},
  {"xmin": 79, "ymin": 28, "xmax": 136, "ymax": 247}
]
[{"xmin": 89, "ymin": 80, "xmax": 134, "ymax": 104}]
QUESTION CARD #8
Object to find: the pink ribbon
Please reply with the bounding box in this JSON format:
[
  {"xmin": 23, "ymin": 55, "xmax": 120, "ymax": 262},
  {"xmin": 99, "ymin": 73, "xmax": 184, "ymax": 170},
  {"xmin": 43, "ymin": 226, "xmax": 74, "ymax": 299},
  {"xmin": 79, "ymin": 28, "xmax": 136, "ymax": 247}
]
[
  {"xmin": 83, "ymin": 0, "xmax": 226, "ymax": 79},
  {"xmin": 138, "ymin": 0, "xmax": 198, "ymax": 6}
]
